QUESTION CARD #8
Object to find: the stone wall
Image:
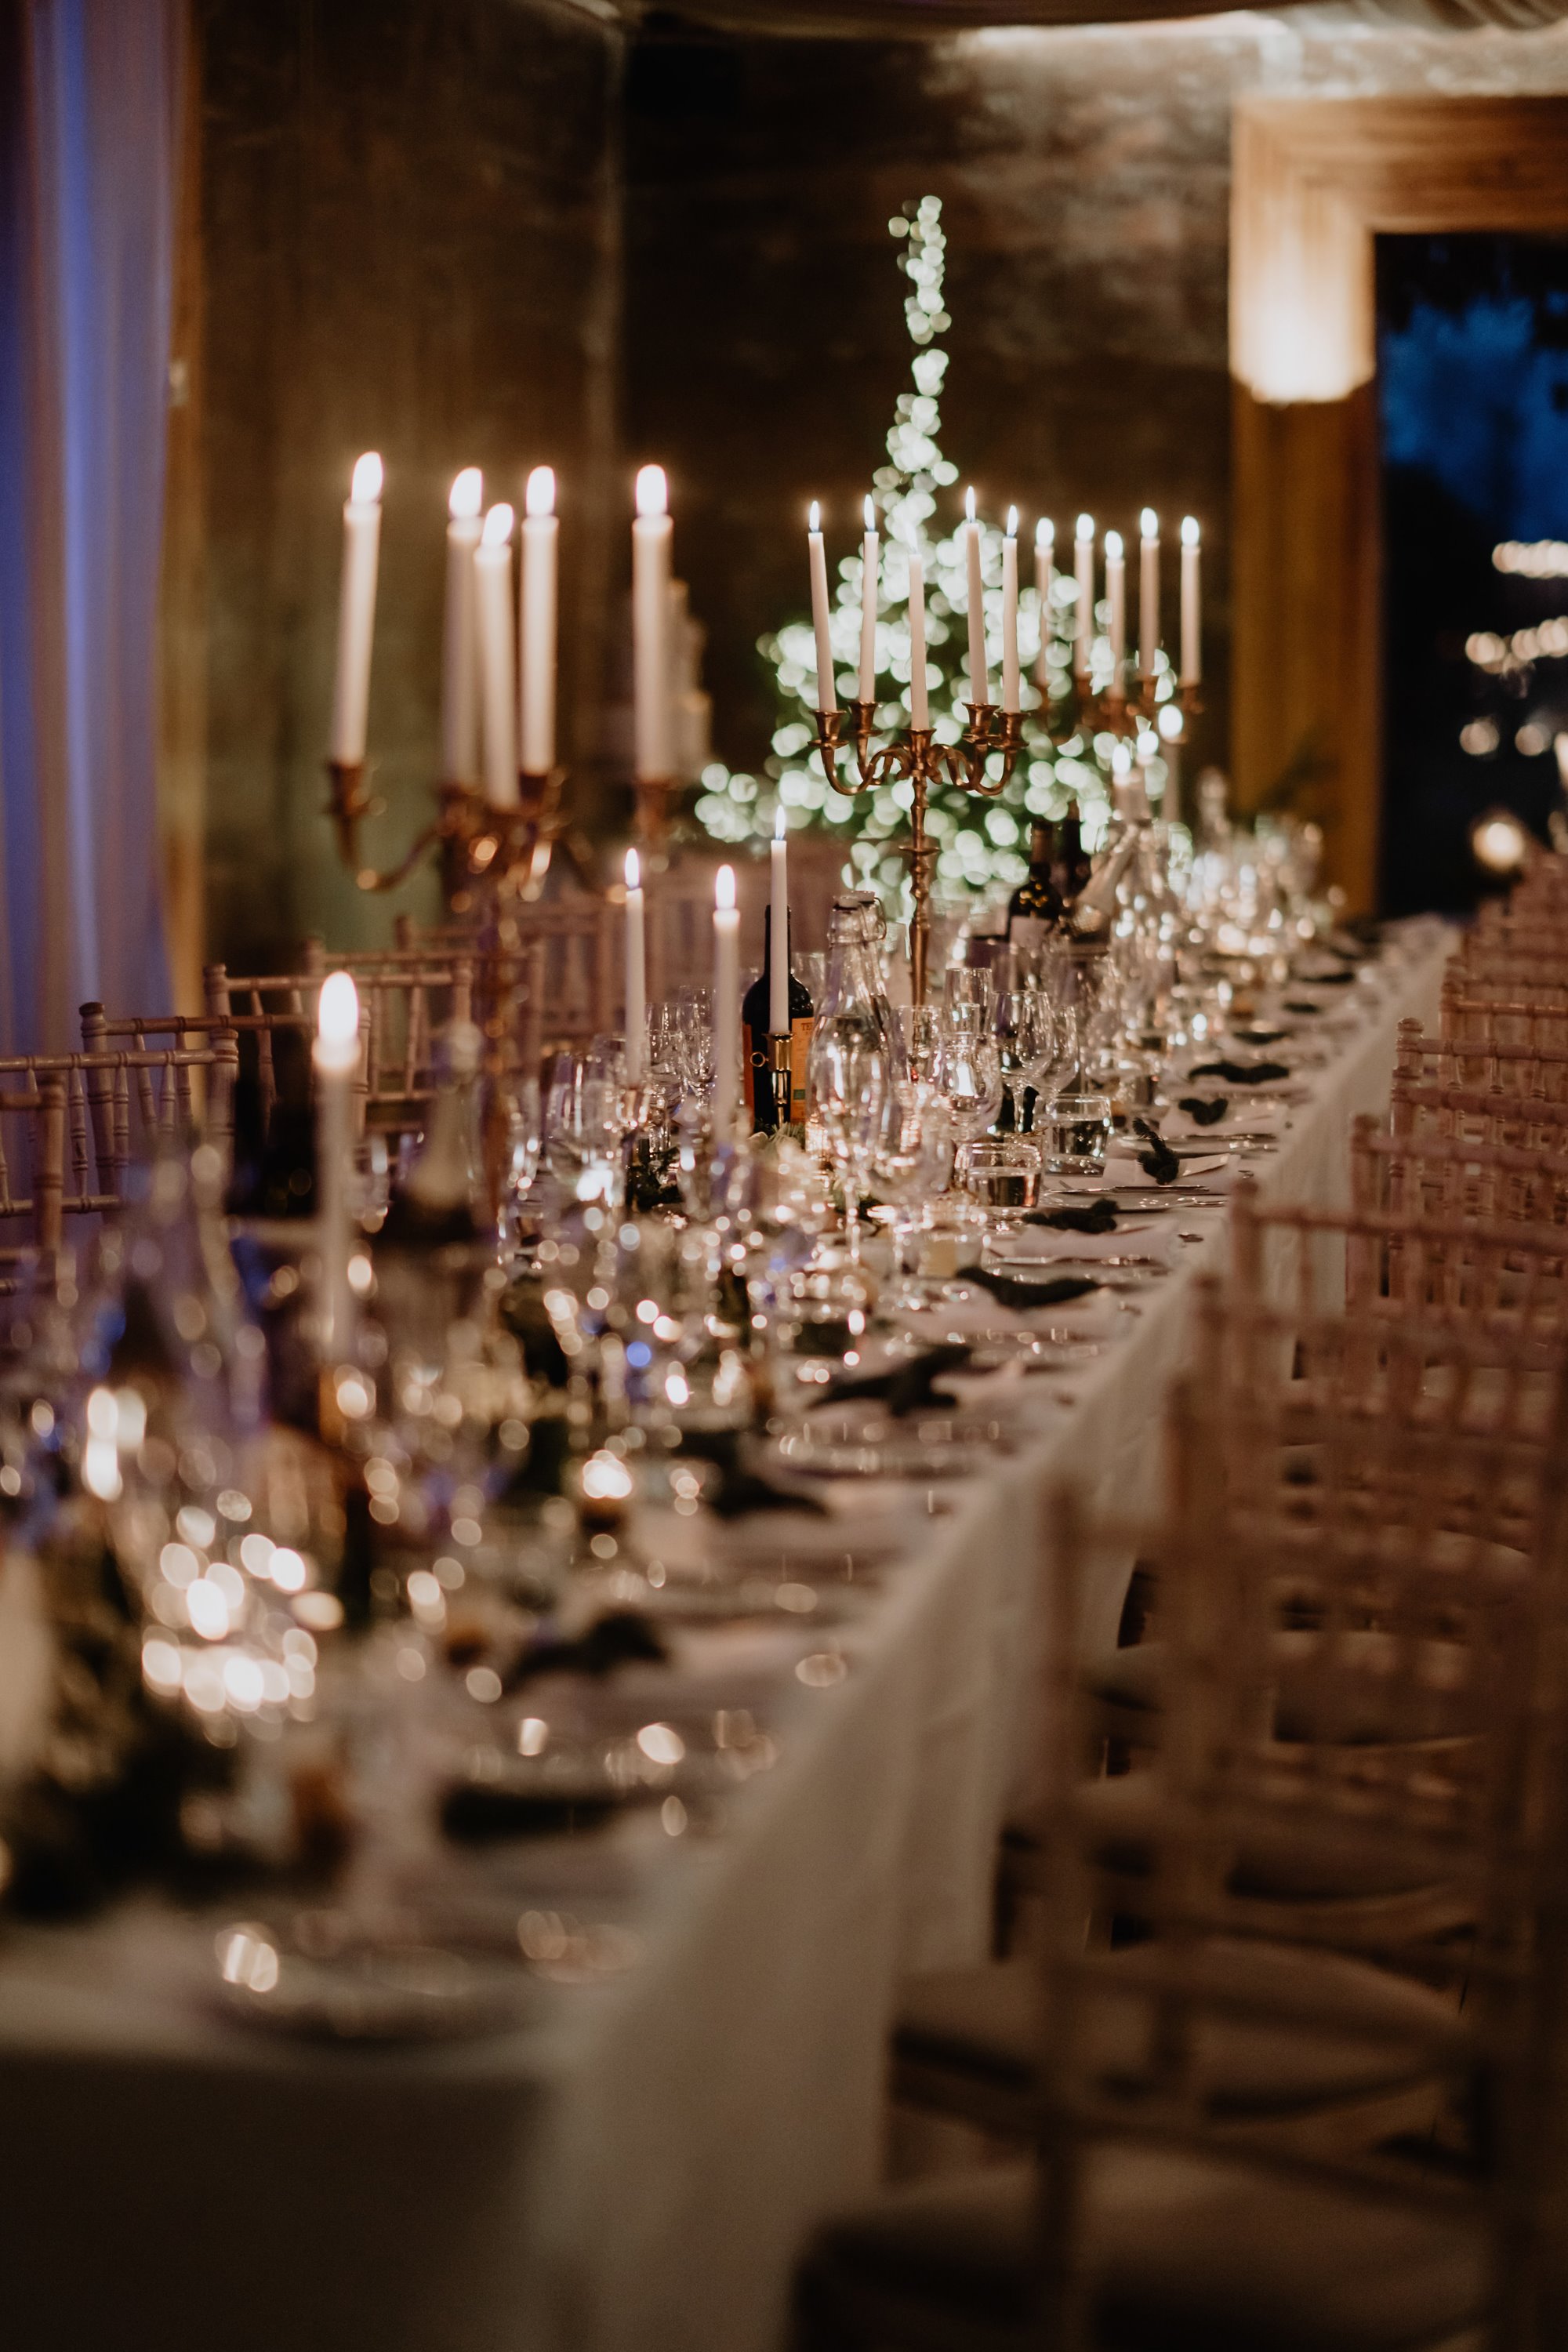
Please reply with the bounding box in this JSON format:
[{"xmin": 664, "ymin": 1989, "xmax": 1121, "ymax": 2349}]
[{"xmin": 622, "ymin": 12, "xmax": 1568, "ymax": 796}]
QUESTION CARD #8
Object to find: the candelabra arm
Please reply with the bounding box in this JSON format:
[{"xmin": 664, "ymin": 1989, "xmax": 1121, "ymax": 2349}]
[
  {"xmin": 633, "ymin": 775, "xmax": 678, "ymax": 853},
  {"xmin": 325, "ymin": 760, "xmax": 380, "ymax": 873},
  {"xmin": 947, "ymin": 706, "xmax": 1024, "ymax": 797}
]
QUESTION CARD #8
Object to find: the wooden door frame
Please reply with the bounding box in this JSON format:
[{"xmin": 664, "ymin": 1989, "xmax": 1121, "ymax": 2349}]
[{"xmin": 1230, "ymin": 96, "xmax": 1568, "ymax": 908}]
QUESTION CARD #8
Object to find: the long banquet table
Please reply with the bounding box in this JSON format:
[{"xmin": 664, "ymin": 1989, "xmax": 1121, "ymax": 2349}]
[{"xmin": 0, "ymin": 922, "xmax": 1451, "ymax": 2352}]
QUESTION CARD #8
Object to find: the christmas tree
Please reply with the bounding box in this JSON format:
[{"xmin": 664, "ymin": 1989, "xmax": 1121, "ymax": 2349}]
[{"xmin": 694, "ymin": 196, "xmax": 1183, "ymax": 910}]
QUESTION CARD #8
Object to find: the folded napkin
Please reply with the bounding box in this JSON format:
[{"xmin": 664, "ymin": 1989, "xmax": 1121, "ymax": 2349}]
[
  {"xmin": 506, "ymin": 1609, "xmax": 668, "ymax": 1690},
  {"xmin": 1175, "ymin": 1096, "xmax": 1229, "ymax": 1127},
  {"xmin": 676, "ymin": 1428, "xmax": 829, "ymax": 1519},
  {"xmin": 1025, "ymin": 1197, "xmax": 1120, "ymax": 1235},
  {"xmin": 1280, "ymin": 1000, "xmax": 1324, "ymax": 1018},
  {"xmin": 958, "ymin": 1264, "xmax": 1102, "ymax": 1310},
  {"xmin": 1188, "ymin": 1059, "xmax": 1292, "ymax": 1086},
  {"xmin": 1232, "ymin": 1025, "xmax": 1288, "ymax": 1047},
  {"xmin": 825, "ymin": 1341, "xmax": 972, "ymax": 1417},
  {"xmin": 1131, "ymin": 1120, "xmax": 1181, "ymax": 1185}
]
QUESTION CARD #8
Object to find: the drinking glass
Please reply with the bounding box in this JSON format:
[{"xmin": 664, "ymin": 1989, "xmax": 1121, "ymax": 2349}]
[
  {"xmin": 943, "ymin": 965, "xmax": 996, "ymax": 1029},
  {"xmin": 813, "ymin": 1032, "xmax": 887, "ymax": 1265},
  {"xmin": 995, "ymin": 986, "xmax": 1056, "ymax": 1130},
  {"xmin": 963, "ymin": 1138, "xmax": 1040, "ymax": 1218},
  {"xmin": 870, "ymin": 1085, "xmax": 956, "ymax": 1306},
  {"xmin": 937, "ymin": 1025, "xmax": 1003, "ymax": 1163},
  {"xmin": 1039, "ymin": 1091, "xmax": 1112, "ymax": 1177},
  {"xmin": 894, "ymin": 1003, "xmax": 943, "ymax": 1086}
]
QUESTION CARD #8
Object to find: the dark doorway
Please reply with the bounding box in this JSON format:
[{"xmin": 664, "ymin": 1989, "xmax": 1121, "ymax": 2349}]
[{"xmin": 1377, "ymin": 232, "xmax": 1568, "ymax": 915}]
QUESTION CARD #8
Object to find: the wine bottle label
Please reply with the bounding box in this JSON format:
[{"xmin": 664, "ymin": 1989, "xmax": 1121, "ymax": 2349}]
[{"xmin": 746, "ymin": 1018, "xmax": 812, "ymax": 1125}]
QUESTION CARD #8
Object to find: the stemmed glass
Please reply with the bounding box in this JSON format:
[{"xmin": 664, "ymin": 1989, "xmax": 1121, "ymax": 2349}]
[
  {"xmin": 814, "ymin": 1033, "xmax": 887, "ymax": 1266},
  {"xmin": 936, "ymin": 1018, "xmax": 1003, "ymax": 1175},
  {"xmin": 871, "ymin": 1085, "xmax": 956, "ymax": 1308}
]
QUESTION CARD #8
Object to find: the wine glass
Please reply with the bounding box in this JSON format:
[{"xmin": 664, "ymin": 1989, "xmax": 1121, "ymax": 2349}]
[
  {"xmin": 870, "ymin": 1085, "xmax": 956, "ymax": 1307},
  {"xmin": 937, "ymin": 1022, "xmax": 1003, "ymax": 1174},
  {"xmin": 813, "ymin": 1031, "xmax": 887, "ymax": 1266}
]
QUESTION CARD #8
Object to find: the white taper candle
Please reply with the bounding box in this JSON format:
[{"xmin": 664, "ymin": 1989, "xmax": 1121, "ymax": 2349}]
[
  {"xmin": 1138, "ymin": 507, "xmax": 1160, "ymax": 684},
  {"xmin": 713, "ymin": 865, "xmax": 740, "ymax": 1131},
  {"xmin": 1034, "ymin": 517, "xmax": 1054, "ymax": 690},
  {"xmin": 808, "ymin": 503, "xmax": 837, "ymax": 716},
  {"xmin": 475, "ymin": 503, "xmax": 518, "ymax": 807},
  {"xmin": 633, "ymin": 466, "xmax": 673, "ymax": 780},
  {"xmin": 441, "ymin": 467, "xmax": 482, "ymax": 785},
  {"xmin": 858, "ymin": 495, "xmax": 878, "ymax": 706},
  {"xmin": 1181, "ymin": 516, "xmax": 1202, "ymax": 687},
  {"xmin": 1001, "ymin": 508, "xmax": 1020, "ymax": 714},
  {"xmin": 329, "ymin": 452, "xmax": 382, "ymax": 766},
  {"xmin": 623, "ymin": 847, "xmax": 646, "ymax": 1083},
  {"xmin": 313, "ymin": 971, "xmax": 360, "ymax": 1367},
  {"xmin": 964, "ymin": 486, "xmax": 989, "ymax": 710},
  {"xmin": 770, "ymin": 808, "xmax": 789, "ymax": 1034},
  {"xmin": 1104, "ymin": 529, "xmax": 1126, "ymax": 684},
  {"xmin": 520, "ymin": 465, "xmax": 558, "ymax": 776},
  {"xmin": 1073, "ymin": 514, "xmax": 1094, "ymax": 681}
]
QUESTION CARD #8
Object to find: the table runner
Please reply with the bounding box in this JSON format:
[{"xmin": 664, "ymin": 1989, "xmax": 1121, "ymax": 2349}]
[{"xmin": 0, "ymin": 922, "xmax": 1451, "ymax": 2352}]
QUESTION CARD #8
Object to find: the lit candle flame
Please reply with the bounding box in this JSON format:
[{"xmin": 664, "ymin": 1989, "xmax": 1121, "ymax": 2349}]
[
  {"xmin": 808, "ymin": 500, "xmax": 822, "ymax": 535},
  {"xmin": 635, "ymin": 464, "xmax": 667, "ymax": 519},
  {"xmin": 1076, "ymin": 513, "xmax": 1094, "ymax": 541},
  {"xmin": 716, "ymin": 865, "xmax": 736, "ymax": 913},
  {"xmin": 863, "ymin": 493, "xmax": 875, "ymax": 532},
  {"xmin": 1006, "ymin": 505, "xmax": 1018, "ymax": 539},
  {"xmin": 1036, "ymin": 517, "xmax": 1054, "ymax": 550},
  {"xmin": 1141, "ymin": 506, "xmax": 1158, "ymax": 539},
  {"xmin": 775, "ymin": 806, "xmax": 786, "ymax": 842},
  {"xmin": 448, "ymin": 466, "xmax": 482, "ymax": 521},
  {"xmin": 1104, "ymin": 530, "xmax": 1123, "ymax": 561},
  {"xmin": 317, "ymin": 971, "xmax": 360, "ymax": 1048},
  {"xmin": 1181, "ymin": 516, "xmax": 1200, "ymax": 547},
  {"xmin": 625, "ymin": 847, "xmax": 641, "ymax": 892},
  {"xmin": 525, "ymin": 465, "xmax": 556, "ymax": 519},
  {"xmin": 964, "ymin": 485, "xmax": 977, "ymax": 523},
  {"xmin": 350, "ymin": 452, "xmax": 383, "ymax": 505},
  {"xmin": 481, "ymin": 502, "xmax": 514, "ymax": 547}
]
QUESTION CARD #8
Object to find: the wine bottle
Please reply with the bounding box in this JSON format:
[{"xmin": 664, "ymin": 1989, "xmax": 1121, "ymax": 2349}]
[
  {"xmin": 743, "ymin": 905, "xmax": 814, "ymax": 1133},
  {"xmin": 1054, "ymin": 808, "xmax": 1094, "ymax": 902},
  {"xmin": 1007, "ymin": 822, "xmax": 1063, "ymax": 955},
  {"xmin": 379, "ymin": 1019, "xmax": 487, "ymax": 1246}
]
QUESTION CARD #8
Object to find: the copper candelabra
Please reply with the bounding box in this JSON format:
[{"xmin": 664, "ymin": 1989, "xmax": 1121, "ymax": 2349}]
[{"xmin": 811, "ymin": 699, "xmax": 1024, "ymax": 1007}]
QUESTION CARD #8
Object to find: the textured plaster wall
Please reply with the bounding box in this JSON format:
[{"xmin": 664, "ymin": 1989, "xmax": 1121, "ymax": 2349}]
[{"xmin": 200, "ymin": 0, "xmax": 623, "ymax": 968}]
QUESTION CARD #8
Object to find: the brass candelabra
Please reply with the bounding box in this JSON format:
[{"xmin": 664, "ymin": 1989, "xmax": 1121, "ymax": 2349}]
[
  {"xmin": 1042, "ymin": 665, "xmax": 1203, "ymax": 750},
  {"xmin": 325, "ymin": 761, "xmax": 575, "ymax": 910},
  {"xmin": 811, "ymin": 699, "xmax": 1024, "ymax": 1007},
  {"xmin": 326, "ymin": 764, "xmax": 678, "ymax": 909}
]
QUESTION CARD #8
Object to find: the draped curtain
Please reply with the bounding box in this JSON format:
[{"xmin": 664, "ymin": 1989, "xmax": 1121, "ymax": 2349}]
[{"xmin": 0, "ymin": 0, "xmax": 179, "ymax": 1055}]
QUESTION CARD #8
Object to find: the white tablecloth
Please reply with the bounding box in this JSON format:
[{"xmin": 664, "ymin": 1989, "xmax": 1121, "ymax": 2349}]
[{"xmin": 0, "ymin": 925, "xmax": 1451, "ymax": 2352}]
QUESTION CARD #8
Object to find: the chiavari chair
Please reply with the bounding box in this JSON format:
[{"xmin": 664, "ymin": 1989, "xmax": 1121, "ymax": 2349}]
[
  {"xmin": 890, "ymin": 1307, "xmax": 1568, "ymax": 2158},
  {"xmin": 1396, "ymin": 1015, "xmax": 1568, "ymax": 1113},
  {"xmin": 800, "ymin": 1453, "xmax": 1568, "ymax": 2352}
]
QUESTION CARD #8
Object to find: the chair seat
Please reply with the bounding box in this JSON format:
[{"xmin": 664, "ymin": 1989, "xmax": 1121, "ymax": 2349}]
[
  {"xmin": 793, "ymin": 2148, "xmax": 1487, "ymax": 2352},
  {"xmin": 895, "ymin": 1939, "xmax": 1457, "ymax": 2129},
  {"xmin": 1080, "ymin": 1772, "xmax": 1456, "ymax": 1907},
  {"xmin": 1085, "ymin": 1633, "xmax": 1486, "ymax": 1748}
]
